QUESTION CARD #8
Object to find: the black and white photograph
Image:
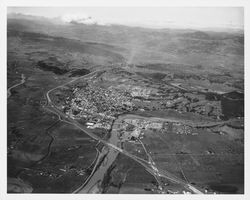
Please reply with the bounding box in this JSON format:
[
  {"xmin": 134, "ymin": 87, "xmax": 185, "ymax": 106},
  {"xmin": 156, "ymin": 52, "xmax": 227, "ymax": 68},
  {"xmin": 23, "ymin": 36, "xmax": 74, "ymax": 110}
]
[{"xmin": 1, "ymin": 1, "xmax": 248, "ymax": 198}]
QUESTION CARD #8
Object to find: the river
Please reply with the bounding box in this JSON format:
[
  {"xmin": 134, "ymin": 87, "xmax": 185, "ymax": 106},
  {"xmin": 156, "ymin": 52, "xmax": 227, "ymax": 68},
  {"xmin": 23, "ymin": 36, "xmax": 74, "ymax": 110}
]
[{"xmin": 74, "ymin": 116, "xmax": 121, "ymax": 193}]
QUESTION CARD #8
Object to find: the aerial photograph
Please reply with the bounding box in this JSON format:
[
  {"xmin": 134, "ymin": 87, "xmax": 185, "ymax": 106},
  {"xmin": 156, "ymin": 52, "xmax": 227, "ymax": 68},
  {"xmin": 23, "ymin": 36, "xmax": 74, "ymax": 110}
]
[{"xmin": 7, "ymin": 7, "xmax": 244, "ymax": 194}]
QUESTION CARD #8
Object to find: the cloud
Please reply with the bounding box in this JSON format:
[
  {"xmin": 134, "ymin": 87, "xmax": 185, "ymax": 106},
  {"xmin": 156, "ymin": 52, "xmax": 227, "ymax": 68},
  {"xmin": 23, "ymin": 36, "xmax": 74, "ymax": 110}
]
[{"xmin": 61, "ymin": 13, "xmax": 107, "ymax": 25}]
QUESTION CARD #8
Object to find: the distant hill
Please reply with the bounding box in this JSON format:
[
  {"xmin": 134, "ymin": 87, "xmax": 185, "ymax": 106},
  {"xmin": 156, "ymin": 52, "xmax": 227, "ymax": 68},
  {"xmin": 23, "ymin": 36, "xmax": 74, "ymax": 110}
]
[
  {"xmin": 181, "ymin": 31, "xmax": 211, "ymax": 39},
  {"xmin": 7, "ymin": 13, "xmax": 244, "ymax": 74}
]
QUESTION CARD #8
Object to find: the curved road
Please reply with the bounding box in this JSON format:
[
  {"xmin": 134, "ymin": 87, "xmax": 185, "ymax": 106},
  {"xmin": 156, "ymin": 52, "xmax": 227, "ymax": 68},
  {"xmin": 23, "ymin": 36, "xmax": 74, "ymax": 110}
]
[{"xmin": 7, "ymin": 74, "xmax": 26, "ymax": 98}]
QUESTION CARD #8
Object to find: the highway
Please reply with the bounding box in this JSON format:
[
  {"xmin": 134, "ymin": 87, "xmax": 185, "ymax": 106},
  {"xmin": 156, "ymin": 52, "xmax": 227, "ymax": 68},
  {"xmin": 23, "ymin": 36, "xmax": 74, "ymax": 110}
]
[{"xmin": 44, "ymin": 70, "xmax": 204, "ymax": 194}]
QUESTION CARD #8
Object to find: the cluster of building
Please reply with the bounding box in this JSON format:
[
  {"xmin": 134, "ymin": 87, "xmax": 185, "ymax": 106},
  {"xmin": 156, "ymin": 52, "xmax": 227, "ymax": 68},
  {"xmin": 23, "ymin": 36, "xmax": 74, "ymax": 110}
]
[
  {"xmin": 123, "ymin": 118, "xmax": 163, "ymax": 130},
  {"xmin": 118, "ymin": 118, "xmax": 199, "ymax": 142},
  {"xmin": 117, "ymin": 118, "xmax": 164, "ymax": 141},
  {"xmin": 111, "ymin": 83, "xmax": 158, "ymax": 99},
  {"xmin": 156, "ymin": 92, "xmax": 222, "ymax": 118},
  {"xmin": 62, "ymin": 84, "xmax": 135, "ymax": 130},
  {"xmin": 86, "ymin": 121, "xmax": 111, "ymax": 130},
  {"xmin": 166, "ymin": 122, "xmax": 198, "ymax": 135},
  {"xmin": 110, "ymin": 79, "xmax": 222, "ymax": 120}
]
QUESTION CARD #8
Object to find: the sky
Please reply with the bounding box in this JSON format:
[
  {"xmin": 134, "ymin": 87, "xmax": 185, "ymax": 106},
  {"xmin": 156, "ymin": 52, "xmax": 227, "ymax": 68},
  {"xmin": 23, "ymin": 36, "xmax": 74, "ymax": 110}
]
[{"xmin": 7, "ymin": 7, "xmax": 244, "ymax": 29}]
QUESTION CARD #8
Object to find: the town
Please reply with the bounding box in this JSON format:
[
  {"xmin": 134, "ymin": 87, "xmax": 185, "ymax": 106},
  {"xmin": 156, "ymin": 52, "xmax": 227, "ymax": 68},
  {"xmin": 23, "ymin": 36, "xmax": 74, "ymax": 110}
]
[{"xmin": 50, "ymin": 68, "xmax": 224, "ymax": 135}]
